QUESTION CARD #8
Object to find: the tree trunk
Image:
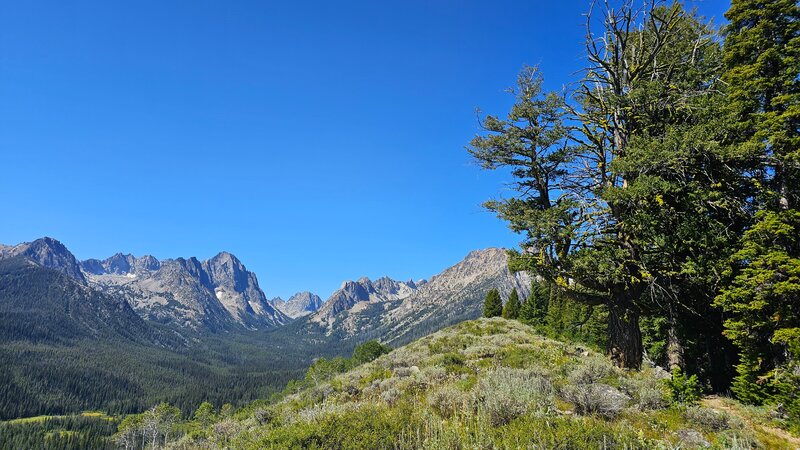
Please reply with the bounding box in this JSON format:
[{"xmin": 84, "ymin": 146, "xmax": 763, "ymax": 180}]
[
  {"xmin": 608, "ymin": 296, "xmax": 643, "ymax": 369},
  {"xmin": 667, "ymin": 305, "xmax": 684, "ymax": 371},
  {"xmin": 667, "ymin": 322, "xmax": 684, "ymax": 371}
]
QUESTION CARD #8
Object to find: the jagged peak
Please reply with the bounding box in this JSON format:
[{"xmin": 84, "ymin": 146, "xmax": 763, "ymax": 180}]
[{"xmin": 2, "ymin": 237, "xmax": 86, "ymax": 283}]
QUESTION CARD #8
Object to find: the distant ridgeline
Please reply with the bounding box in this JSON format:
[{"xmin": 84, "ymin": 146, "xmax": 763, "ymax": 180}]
[{"xmin": 0, "ymin": 237, "xmax": 533, "ymax": 420}]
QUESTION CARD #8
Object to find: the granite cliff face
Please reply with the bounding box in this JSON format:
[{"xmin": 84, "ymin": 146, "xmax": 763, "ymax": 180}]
[
  {"xmin": 312, "ymin": 276, "xmax": 417, "ymax": 325},
  {"xmin": 81, "ymin": 251, "xmax": 288, "ymax": 329}
]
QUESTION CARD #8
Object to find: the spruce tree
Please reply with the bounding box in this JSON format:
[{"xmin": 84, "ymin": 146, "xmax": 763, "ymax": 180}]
[
  {"xmin": 502, "ymin": 289, "xmax": 521, "ymax": 320},
  {"xmin": 520, "ymin": 281, "xmax": 549, "ymax": 326},
  {"xmin": 483, "ymin": 289, "xmax": 503, "ymax": 318},
  {"xmin": 518, "ymin": 289, "xmax": 536, "ymax": 325},
  {"xmin": 716, "ymin": 0, "xmax": 800, "ymax": 412}
]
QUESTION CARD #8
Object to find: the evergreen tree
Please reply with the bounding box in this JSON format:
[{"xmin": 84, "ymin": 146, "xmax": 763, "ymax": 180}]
[
  {"xmin": 716, "ymin": 212, "xmax": 800, "ymax": 406},
  {"xmin": 723, "ymin": 0, "xmax": 800, "ymax": 211},
  {"xmin": 470, "ymin": 3, "xmax": 729, "ymax": 369},
  {"xmin": 502, "ymin": 289, "xmax": 521, "ymax": 319},
  {"xmin": 518, "ymin": 291, "xmax": 536, "ymax": 325},
  {"xmin": 716, "ymin": 0, "xmax": 800, "ymax": 417},
  {"xmin": 520, "ymin": 281, "xmax": 549, "ymax": 326},
  {"xmin": 193, "ymin": 402, "xmax": 217, "ymax": 429},
  {"xmin": 483, "ymin": 289, "xmax": 503, "ymax": 318},
  {"xmin": 352, "ymin": 340, "xmax": 391, "ymax": 364}
]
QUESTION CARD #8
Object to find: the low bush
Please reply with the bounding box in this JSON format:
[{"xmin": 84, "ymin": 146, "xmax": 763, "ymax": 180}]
[
  {"xmin": 472, "ymin": 367, "xmax": 555, "ymax": 426},
  {"xmin": 259, "ymin": 404, "xmax": 416, "ymax": 450},
  {"xmin": 683, "ymin": 406, "xmax": 743, "ymax": 432},
  {"xmin": 427, "ymin": 385, "xmax": 469, "ymax": 419},
  {"xmin": 619, "ymin": 376, "xmax": 669, "ymax": 410},
  {"xmin": 561, "ymin": 383, "xmax": 628, "ymax": 419},
  {"xmin": 568, "ymin": 359, "xmax": 615, "ymax": 385}
]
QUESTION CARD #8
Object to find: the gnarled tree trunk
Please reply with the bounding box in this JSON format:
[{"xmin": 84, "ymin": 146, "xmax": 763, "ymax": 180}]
[{"xmin": 608, "ymin": 296, "xmax": 643, "ymax": 370}]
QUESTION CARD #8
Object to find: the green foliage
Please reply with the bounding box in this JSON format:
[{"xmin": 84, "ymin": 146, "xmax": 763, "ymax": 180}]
[
  {"xmin": 471, "ymin": 3, "xmax": 739, "ymax": 370},
  {"xmin": 723, "ymin": 0, "xmax": 800, "ymax": 209},
  {"xmin": 0, "ymin": 414, "xmax": 118, "ymax": 450},
  {"xmin": 437, "ymin": 352, "xmax": 471, "ymax": 375},
  {"xmin": 113, "ymin": 403, "xmax": 181, "ymax": 449},
  {"xmin": 305, "ymin": 357, "xmax": 352, "ymax": 387},
  {"xmin": 501, "ymin": 288, "xmax": 521, "ymax": 319},
  {"xmin": 351, "ymin": 340, "xmax": 391, "ymax": 365},
  {"xmin": 256, "ymin": 403, "xmax": 416, "ymax": 450},
  {"xmin": 519, "ymin": 281, "xmax": 548, "ymax": 325},
  {"xmin": 192, "ymin": 401, "xmax": 216, "ymax": 429},
  {"xmin": 665, "ymin": 368, "xmax": 702, "ymax": 406},
  {"xmin": 716, "ymin": 211, "xmax": 800, "ymax": 404},
  {"xmin": 482, "ymin": 288, "xmax": 502, "ymax": 318}
]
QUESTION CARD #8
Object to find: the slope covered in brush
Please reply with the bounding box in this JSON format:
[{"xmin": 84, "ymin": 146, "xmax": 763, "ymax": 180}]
[{"xmin": 160, "ymin": 318, "xmax": 797, "ymax": 449}]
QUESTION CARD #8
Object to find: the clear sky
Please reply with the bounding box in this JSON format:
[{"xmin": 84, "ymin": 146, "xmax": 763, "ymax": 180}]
[{"xmin": 0, "ymin": 0, "xmax": 729, "ymax": 300}]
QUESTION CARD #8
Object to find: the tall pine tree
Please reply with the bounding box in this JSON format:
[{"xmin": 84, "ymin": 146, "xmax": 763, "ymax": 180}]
[
  {"xmin": 483, "ymin": 289, "xmax": 503, "ymax": 318},
  {"xmin": 502, "ymin": 289, "xmax": 521, "ymax": 319},
  {"xmin": 715, "ymin": 0, "xmax": 800, "ymax": 411}
]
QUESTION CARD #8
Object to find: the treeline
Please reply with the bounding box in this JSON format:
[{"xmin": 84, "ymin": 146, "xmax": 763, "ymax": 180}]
[
  {"xmin": 471, "ymin": 0, "xmax": 799, "ymax": 431},
  {"xmin": 483, "ymin": 286, "xmax": 607, "ymax": 350},
  {"xmin": 0, "ymin": 415, "xmax": 118, "ymax": 450},
  {"xmin": 0, "ymin": 339, "xmax": 303, "ymax": 420}
]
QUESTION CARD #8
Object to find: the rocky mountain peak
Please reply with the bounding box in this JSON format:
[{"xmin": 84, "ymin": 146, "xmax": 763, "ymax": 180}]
[
  {"xmin": 135, "ymin": 255, "xmax": 160, "ymax": 272},
  {"xmin": 73, "ymin": 245, "xmax": 289, "ymax": 330},
  {"xmin": 274, "ymin": 291, "xmax": 324, "ymax": 318},
  {"xmin": 0, "ymin": 237, "xmax": 86, "ymax": 284},
  {"xmin": 204, "ymin": 252, "xmax": 249, "ymax": 291},
  {"xmin": 313, "ymin": 275, "xmax": 418, "ymax": 326},
  {"xmin": 305, "ymin": 248, "xmax": 531, "ymax": 344},
  {"xmin": 104, "ymin": 253, "xmax": 134, "ymax": 274}
]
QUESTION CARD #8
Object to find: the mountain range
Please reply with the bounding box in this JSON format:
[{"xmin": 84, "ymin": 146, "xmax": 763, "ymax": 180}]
[
  {"xmin": 0, "ymin": 236, "xmax": 533, "ymax": 419},
  {"xmin": 0, "ymin": 237, "xmax": 530, "ymax": 344}
]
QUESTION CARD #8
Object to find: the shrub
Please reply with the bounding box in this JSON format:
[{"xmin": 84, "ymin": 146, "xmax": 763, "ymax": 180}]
[
  {"xmin": 427, "ymin": 385, "xmax": 469, "ymax": 418},
  {"xmin": 438, "ymin": 352, "xmax": 472, "ymax": 375},
  {"xmin": 568, "ymin": 359, "xmax": 615, "ymax": 385},
  {"xmin": 472, "ymin": 367, "xmax": 555, "ymax": 426},
  {"xmin": 665, "ymin": 367, "xmax": 702, "ymax": 406},
  {"xmin": 674, "ymin": 428, "xmax": 710, "ymax": 448},
  {"xmin": 619, "ymin": 376, "xmax": 668, "ymax": 410},
  {"xmin": 254, "ymin": 407, "xmax": 276, "ymax": 426},
  {"xmin": 352, "ymin": 340, "xmax": 391, "ymax": 365},
  {"xmin": 381, "ymin": 387, "xmax": 402, "ymax": 406},
  {"xmin": 715, "ymin": 429, "xmax": 760, "ymax": 449},
  {"xmin": 393, "ymin": 366, "xmax": 417, "ymax": 378},
  {"xmin": 561, "ymin": 383, "xmax": 628, "ymax": 419},
  {"xmin": 683, "ymin": 406, "xmax": 743, "ymax": 432},
  {"xmin": 262, "ymin": 403, "xmax": 416, "ymax": 450}
]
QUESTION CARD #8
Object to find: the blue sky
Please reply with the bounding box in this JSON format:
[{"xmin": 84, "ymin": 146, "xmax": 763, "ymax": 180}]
[{"xmin": 0, "ymin": 0, "xmax": 728, "ymax": 299}]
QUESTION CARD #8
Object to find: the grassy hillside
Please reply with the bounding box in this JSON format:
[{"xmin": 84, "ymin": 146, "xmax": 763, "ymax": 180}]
[{"xmin": 166, "ymin": 318, "xmax": 797, "ymax": 449}]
